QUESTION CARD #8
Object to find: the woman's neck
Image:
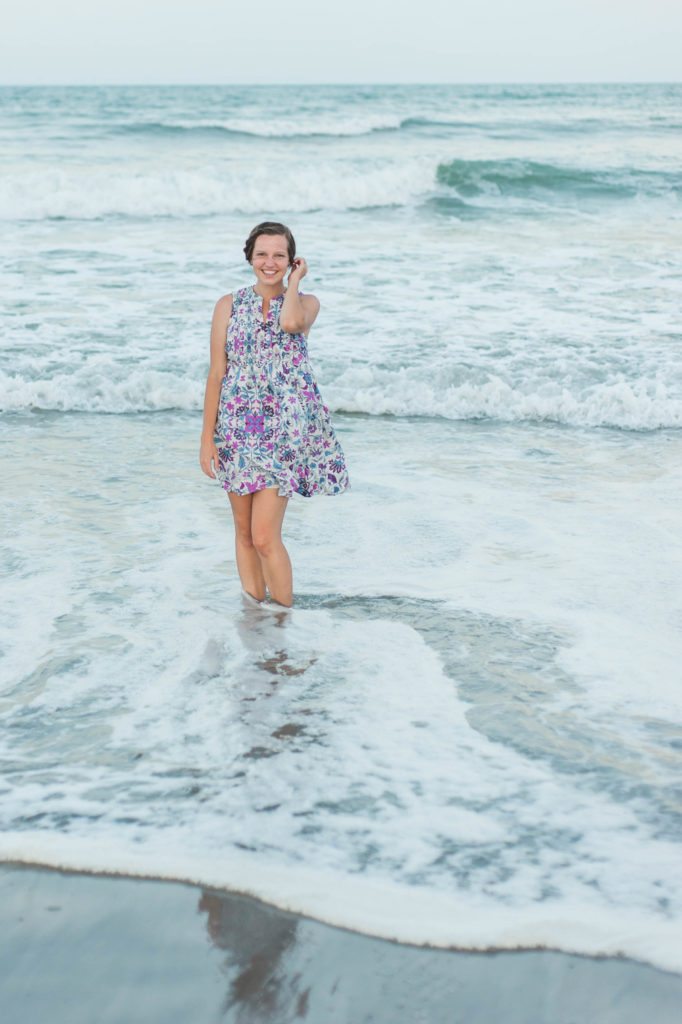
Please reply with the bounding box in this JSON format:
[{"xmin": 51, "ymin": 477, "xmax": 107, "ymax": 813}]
[{"xmin": 253, "ymin": 282, "xmax": 286, "ymax": 299}]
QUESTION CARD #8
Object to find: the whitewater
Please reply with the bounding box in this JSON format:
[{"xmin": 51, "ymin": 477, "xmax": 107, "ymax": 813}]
[{"xmin": 1, "ymin": 82, "xmax": 681, "ymax": 974}]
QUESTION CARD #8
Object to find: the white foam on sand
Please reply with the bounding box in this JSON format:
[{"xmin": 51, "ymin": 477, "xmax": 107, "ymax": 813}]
[
  {"xmin": 3, "ymin": 830, "xmax": 682, "ymax": 975},
  {"xmin": 1, "ymin": 602, "xmax": 681, "ymax": 973}
]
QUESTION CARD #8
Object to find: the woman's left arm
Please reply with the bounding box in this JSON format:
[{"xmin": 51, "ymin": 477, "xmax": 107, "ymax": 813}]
[{"xmin": 280, "ymin": 257, "xmax": 320, "ymax": 336}]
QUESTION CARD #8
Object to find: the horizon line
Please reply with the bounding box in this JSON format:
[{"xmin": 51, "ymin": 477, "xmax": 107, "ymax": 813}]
[{"xmin": 1, "ymin": 79, "xmax": 681, "ymax": 88}]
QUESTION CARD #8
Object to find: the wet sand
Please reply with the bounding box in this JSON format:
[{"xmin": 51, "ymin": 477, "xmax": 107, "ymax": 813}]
[{"xmin": 1, "ymin": 864, "xmax": 681, "ymax": 1023}]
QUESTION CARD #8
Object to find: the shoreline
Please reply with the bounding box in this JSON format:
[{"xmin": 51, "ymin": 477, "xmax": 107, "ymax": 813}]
[
  {"xmin": 2, "ymin": 863, "xmax": 682, "ymax": 1024},
  {"xmin": 2, "ymin": 826, "xmax": 682, "ymax": 976},
  {"xmin": 1, "ymin": 856, "xmax": 668, "ymax": 967}
]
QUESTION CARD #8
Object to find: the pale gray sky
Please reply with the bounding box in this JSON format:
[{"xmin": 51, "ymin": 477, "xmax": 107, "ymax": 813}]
[{"xmin": 4, "ymin": 0, "xmax": 681, "ymax": 84}]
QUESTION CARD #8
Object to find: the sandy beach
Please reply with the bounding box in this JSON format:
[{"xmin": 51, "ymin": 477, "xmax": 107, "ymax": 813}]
[{"xmin": 2, "ymin": 863, "xmax": 681, "ymax": 1024}]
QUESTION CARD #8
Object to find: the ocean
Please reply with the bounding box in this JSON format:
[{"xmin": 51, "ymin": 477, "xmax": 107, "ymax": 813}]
[{"xmin": 1, "ymin": 82, "xmax": 681, "ymax": 973}]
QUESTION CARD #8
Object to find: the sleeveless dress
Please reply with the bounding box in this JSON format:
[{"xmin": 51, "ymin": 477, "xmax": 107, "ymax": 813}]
[{"xmin": 213, "ymin": 284, "xmax": 351, "ymax": 499}]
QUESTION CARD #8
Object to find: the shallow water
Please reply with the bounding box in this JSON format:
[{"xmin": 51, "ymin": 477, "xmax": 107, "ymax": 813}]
[
  {"xmin": 2, "ymin": 410, "xmax": 681, "ymax": 969},
  {"xmin": 1, "ymin": 83, "xmax": 681, "ymax": 970}
]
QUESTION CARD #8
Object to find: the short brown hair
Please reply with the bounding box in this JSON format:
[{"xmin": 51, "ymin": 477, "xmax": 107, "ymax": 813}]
[{"xmin": 243, "ymin": 221, "xmax": 296, "ymax": 265}]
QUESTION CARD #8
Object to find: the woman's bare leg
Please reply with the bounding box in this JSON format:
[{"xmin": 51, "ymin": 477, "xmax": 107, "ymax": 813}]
[
  {"xmin": 227, "ymin": 492, "xmax": 267, "ymax": 601},
  {"xmin": 251, "ymin": 487, "xmax": 293, "ymax": 607}
]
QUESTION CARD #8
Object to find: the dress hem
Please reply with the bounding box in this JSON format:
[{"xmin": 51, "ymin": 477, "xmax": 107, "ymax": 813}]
[{"xmin": 218, "ymin": 479, "xmax": 352, "ymax": 499}]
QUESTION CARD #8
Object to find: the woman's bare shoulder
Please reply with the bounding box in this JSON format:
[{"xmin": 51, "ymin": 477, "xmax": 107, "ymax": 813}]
[
  {"xmin": 214, "ymin": 292, "xmax": 234, "ymax": 311},
  {"xmin": 211, "ymin": 292, "xmax": 234, "ymax": 324}
]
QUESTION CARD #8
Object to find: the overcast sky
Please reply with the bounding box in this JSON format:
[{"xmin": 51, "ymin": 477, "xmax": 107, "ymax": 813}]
[{"xmin": 4, "ymin": 0, "xmax": 681, "ymax": 85}]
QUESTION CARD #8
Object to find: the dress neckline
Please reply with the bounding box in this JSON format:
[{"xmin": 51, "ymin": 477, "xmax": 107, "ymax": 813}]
[{"xmin": 251, "ymin": 284, "xmax": 286, "ymax": 302}]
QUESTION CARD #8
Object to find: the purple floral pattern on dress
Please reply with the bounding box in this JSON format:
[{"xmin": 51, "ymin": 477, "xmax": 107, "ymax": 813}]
[{"xmin": 213, "ymin": 285, "xmax": 351, "ymax": 498}]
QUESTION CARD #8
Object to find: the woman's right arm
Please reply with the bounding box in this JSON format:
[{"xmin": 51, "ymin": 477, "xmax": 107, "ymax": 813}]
[{"xmin": 199, "ymin": 294, "xmax": 232, "ymax": 479}]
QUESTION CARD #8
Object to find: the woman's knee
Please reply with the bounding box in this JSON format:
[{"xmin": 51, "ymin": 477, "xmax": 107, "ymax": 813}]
[
  {"xmin": 251, "ymin": 529, "xmax": 280, "ymax": 557},
  {"xmin": 235, "ymin": 529, "xmax": 256, "ymax": 549}
]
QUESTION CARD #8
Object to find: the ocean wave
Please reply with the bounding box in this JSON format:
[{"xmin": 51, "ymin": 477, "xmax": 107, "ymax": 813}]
[
  {"xmin": 2, "ymin": 366, "xmax": 681, "ymax": 430},
  {"xmin": 330, "ymin": 365, "xmax": 682, "ymax": 430},
  {"xmin": 436, "ymin": 157, "xmax": 681, "ymax": 201},
  {"xmin": 114, "ymin": 113, "xmax": 520, "ymax": 139},
  {"xmin": 0, "ymin": 160, "xmax": 436, "ymax": 220},
  {"xmin": 1, "ymin": 154, "xmax": 677, "ymax": 222},
  {"xmin": 405, "ymin": 114, "xmax": 682, "ymax": 136},
  {"xmin": 79, "ymin": 111, "xmax": 682, "ymax": 142},
  {"xmin": 114, "ymin": 113, "xmax": 406, "ymax": 139}
]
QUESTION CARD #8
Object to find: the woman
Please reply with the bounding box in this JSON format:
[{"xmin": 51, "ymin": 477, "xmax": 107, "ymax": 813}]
[{"xmin": 199, "ymin": 221, "xmax": 351, "ymax": 609}]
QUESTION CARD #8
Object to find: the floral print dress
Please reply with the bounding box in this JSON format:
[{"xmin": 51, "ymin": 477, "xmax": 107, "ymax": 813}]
[{"xmin": 213, "ymin": 284, "xmax": 351, "ymax": 499}]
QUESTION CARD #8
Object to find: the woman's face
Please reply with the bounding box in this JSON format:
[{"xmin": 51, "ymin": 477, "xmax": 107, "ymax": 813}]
[{"xmin": 251, "ymin": 234, "xmax": 291, "ymax": 288}]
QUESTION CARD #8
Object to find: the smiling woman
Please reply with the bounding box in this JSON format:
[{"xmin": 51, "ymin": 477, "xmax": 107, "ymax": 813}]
[{"xmin": 199, "ymin": 220, "xmax": 352, "ymax": 609}]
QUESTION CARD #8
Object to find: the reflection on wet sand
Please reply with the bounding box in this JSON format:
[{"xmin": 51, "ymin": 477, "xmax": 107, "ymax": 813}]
[
  {"xmin": 2, "ymin": 866, "xmax": 680, "ymax": 1024},
  {"xmin": 194, "ymin": 882, "xmax": 682, "ymax": 1024},
  {"xmin": 234, "ymin": 596, "xmax": 319, "ymax": 689},
  {"xmin": 198, "ymin": 889, "xmax": 304, "ymax": 1022}
]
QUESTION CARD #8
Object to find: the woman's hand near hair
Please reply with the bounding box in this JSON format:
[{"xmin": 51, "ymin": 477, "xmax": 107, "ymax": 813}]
[
  {"xmin": 281, "ymin": 258, "xmax": 320, "ymax": 335},
  {"xmin": 287, "ymin": 256, "xmax": 308, "ymax": 285}
]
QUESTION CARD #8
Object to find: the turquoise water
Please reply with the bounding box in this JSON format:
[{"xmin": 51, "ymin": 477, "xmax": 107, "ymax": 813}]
[{"xmin": 1, "ymin": 84, "xmax": 681, "ymax": 971}]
